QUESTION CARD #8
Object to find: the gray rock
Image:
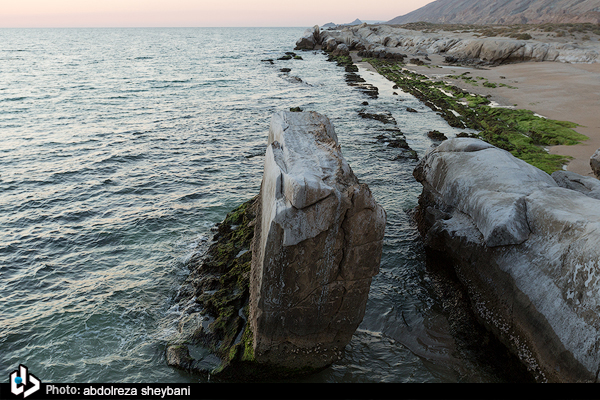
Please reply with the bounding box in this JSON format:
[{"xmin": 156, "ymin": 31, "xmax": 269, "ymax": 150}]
[
  {"xmin": 249, "ymin": 111, "xmax": 386, "ymax": 370},
  {"xmin": 295, "ymin": 25, "xmax": 321, "ymax": 50},
  {"xmin": 331, "ymin": 43, "xmax": 350, "ymax": 57},
  {"xmin": 414, "ymin": 138, "xmax": 600, "ymax": 382},
  {"xmin": 591, "ymin": 148, "xmax": 600, "ymax": 179},
  {"xmin": 551, "ymin": 170, "xmax": 600, "ymax": 200}
]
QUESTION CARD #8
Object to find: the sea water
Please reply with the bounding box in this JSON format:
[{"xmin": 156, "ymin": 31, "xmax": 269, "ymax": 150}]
[{"xmin": 1, "ymin": 27, "xmax": 502, "ymax": 383}]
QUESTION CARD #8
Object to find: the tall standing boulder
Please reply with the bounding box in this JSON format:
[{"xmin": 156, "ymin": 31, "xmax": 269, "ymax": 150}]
[{"xmin": 249, "ymin": 111, "xmax": 386, "ymax": 371}]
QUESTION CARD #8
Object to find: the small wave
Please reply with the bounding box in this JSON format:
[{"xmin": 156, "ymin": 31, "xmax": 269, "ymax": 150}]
[
  {"xmin": 1, "ymin": 96, "xmax": 26, "ymax": 102},
  {"xmin": 178, "ymin": 192, "xmax": 206, "ymax": 202}
]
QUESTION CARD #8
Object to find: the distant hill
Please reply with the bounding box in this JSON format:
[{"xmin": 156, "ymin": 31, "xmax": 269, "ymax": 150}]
[
  {"xmin": 322, "ymin": 19, "xmax": 386, "ymax": 28},
  {"xmin": 387, "ymin": 0, "xmax": 600, "ymax": 25}
]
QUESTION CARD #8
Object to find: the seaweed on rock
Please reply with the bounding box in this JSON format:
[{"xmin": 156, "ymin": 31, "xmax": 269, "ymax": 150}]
[
  {"xmin": 166, "ymin": 196, "xmax": 260, "ymax": 379},
  {"xmin": 366, "ymin": 58, "xmax": 587, "ymax": 174}
]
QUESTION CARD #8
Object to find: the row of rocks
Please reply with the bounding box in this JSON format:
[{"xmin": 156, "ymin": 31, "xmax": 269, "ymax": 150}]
[{"xmin": 296, "ymin": 24, "xmax": 599, "ymax": 65}]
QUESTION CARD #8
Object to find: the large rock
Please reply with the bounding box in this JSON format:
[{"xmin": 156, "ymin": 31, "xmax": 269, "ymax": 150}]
[
  {"xmin": 295, "ymin": 25, "xmax": 321, "ymax": 50},
  {"xmin": 414, "ymin": 138, "xmax": 600, "ymax": 383},
  {"xmin": 249, "ymin": 111, "xmax": 386, "ymax": 370},
  {"xmin": 591, "ymin": 148, "xmax": 600, "ymax": 179}
]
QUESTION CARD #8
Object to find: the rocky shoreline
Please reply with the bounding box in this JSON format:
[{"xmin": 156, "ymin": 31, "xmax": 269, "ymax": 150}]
[
  {"xmin": 294, "ymin": 24, "xmax": 600, "ymax": 382},
  {"xmin": 166, "ymin": 25, "xmax": 600, "ymax": 383}
]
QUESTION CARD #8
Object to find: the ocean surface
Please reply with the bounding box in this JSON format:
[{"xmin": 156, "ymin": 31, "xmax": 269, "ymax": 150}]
[{"xmin": 1, "ymin": 27, "xmax": 503, "ymax": 383}]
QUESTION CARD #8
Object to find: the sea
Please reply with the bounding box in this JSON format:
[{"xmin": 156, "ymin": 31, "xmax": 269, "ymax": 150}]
[{"xmin": 1, "ymin": 27, "xmax": 510, "ymax": 384}]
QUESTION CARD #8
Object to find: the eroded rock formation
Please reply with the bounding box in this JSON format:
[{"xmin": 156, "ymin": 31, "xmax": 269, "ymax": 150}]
[
  {"xmin": 249, "ymin": 111, "xmax": 386, "ymax": 370},
  {"xmin": 414, "ymin": 138, "xmax": 600, "ymax": 382},
  {"xmin": 318, "ymin": 24, "xmax": 599, "ymax": 64},
  {"xmin": 295, "ymin": 25, "xmax": 321, "ymax": 50}
]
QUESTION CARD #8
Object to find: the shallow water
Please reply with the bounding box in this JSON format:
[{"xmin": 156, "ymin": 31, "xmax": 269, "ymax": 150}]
[{"xmin": 1, "ymin": 27, "xmax": 500, "ymax": 383}]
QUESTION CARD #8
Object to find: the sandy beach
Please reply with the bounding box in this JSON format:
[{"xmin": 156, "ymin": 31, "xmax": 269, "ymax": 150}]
[{"xmin": 356, "ymin": 53, "xmax": 600, "ymax": 177}]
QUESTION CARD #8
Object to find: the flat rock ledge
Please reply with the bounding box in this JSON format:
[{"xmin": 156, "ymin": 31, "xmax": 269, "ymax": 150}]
[
  {"xmin": 414, "ymin": 138, "xmax": 600, "ymax": 383},
  {"xmin": 166, "ymin": 111, "xmax": 385, "ymax": 380}
]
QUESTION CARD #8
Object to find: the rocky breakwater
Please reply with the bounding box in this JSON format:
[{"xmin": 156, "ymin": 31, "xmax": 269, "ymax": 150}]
[
  {"xmin": 413, "ymin": 138, "xmax": 600, "ymax": 382},
  {"xmin": 166, "ymin": 111, "xmax": 385, "ymax": 380},
  {"xmin": 250, "ymin": 111, "xmax": 386, "ymax": 371},
  {"xmin": 313, "ymin": 24, "xmax": 599, "ymax": 65}
]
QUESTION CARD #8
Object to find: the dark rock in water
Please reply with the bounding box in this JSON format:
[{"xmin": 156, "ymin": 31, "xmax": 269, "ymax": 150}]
[
  {"xmin": 358, "ymin": 110, "xmax": 396, "ymax": 125},
  {"xmin": 393, "ymin": 92, "xmax": 398, "ymax": 95},
  {"xmin": 280, "ymin": 68, "xmax": 291, "ymax": 73},
  {"xmin": 427, "ymin": 130, "xmax": 448, "ymax": 141},
  {"xmin": 362, "ymin": 101, "xmax": 369, "ymax": 106},
  {"xmin": 294, "ymin": 55, "xmax": 303, "ymax": 60},
  {"xmin": 392, "ymin": 149, "xmax": 418, "ymax": 161},
  {"xmin": 406, "ymin": 107, "xmax": 418, "ymax": 113},
  {"xmin": 261, "ymin": 59, "xmax": 274, "ymax": 64},
  {"xmin": 166, "ymin": 345, "xmax": 194, "ymax": 370},
  {"xmin": 348, "ymin": 82, "xmax": 378, "ymax": 99},
  {"xmin": 278, "ymin": 55, "xmax": 292, "ymax": 60},
  {"xmin": 289, "ymin": 107, "xmax": 303, "ymax": 112},
  {"xmin": 285, "ymin": 52, "xmax": 297, "ymax": 57},
  {"xmin": 345, "ymin": 72, "xmax": 366, "ymax": 83}
]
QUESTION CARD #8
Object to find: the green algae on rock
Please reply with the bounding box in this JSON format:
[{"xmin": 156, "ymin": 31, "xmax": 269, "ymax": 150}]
[
  {"xmin": 166, "ymin": 196, "xmax": 261, "ymax": 379},
  {"xmin": 365, "ymin": 58, "xmax": 587, "ymax": 174}
]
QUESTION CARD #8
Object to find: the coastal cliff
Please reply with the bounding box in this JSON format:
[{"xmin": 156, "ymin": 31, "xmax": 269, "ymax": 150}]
[
  {"xmin": 166, "ymin": 111, "xmax": 385, "ymax": 379},
  {"xmin": 414, "ymin": 138, "xmax": 600, "ymax": 382}
]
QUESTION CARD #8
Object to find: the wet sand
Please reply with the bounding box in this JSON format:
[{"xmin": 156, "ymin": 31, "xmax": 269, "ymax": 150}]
[{"xmin": 356, "ymin": 53, "xmax": 600, "ymax": 177}]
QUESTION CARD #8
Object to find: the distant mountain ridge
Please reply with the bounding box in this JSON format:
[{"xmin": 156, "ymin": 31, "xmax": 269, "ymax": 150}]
[{"xmin": 388, "ymin": 0, "xmax": 600, "ymax": 25}]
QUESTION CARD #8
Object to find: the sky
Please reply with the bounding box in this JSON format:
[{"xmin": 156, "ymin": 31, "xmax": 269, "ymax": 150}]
[{"xmin": 0, "ymin": 0, "xmax": 437, "ymax": 28}]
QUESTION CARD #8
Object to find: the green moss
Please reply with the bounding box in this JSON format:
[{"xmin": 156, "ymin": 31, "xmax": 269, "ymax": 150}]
[{"xmin": 365, "ymin": 58, "xmax": 587, "ymax": 174}]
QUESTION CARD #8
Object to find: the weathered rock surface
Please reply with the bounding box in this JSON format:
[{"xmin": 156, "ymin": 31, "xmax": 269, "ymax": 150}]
[
  {"xmin": 414, "ymin": 138, "xmax": 600, "ymax": 382},
  {"xmin": 318, "ymin": 24, "xmax": 599, "ymax": 64},
  {"xmin": 591, "ymin": 148, "xmax": 600, "ymax": 178},
  {"xmin": 249, "ymin": 111, "xmax": 386, "ymax": 370},
  {"xmin": 552, "ymin": 170, "xmax": 600, "ymax": 199},
  {"xmin": 295, "ymin": 25, "xmax": 321, "ymax": 50}
]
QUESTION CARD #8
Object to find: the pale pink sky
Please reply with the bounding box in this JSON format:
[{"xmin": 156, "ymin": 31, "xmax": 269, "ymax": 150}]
[{"xmin": 0, "ymin": 0, "xmax": 436, "ymax": 28}]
